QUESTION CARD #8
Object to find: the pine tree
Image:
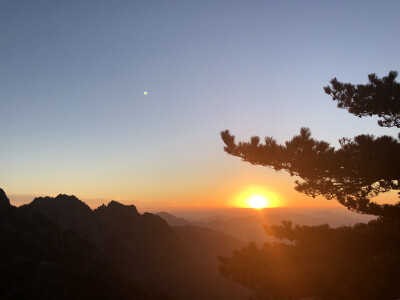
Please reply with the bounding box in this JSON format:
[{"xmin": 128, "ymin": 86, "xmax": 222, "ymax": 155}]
[
  {"xmin": 219, "ymin": 71, "xmax": 400, "ymax": 299},
  {"xmin": 221, "ymin": 71, "xmax": 400, "ymax": 218}
]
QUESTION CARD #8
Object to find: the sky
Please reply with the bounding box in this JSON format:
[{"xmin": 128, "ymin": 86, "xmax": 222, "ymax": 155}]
[{"xmin": 1, "ymin": 1, "xmax": 399, "ymax": 209}]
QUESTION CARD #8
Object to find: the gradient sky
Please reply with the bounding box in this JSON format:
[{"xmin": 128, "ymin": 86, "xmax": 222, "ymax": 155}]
[{"xmin": 1, "ymin": 1, "xmax": 399, "ymax": 209}]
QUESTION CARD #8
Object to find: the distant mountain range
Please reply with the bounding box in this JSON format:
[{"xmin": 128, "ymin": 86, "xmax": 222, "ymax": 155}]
[
  {"xmin": 1, "ymin": 187, "xmax": 374, "ymax": 299},
  {"xmin": 156, "ymin": 208, "xmax": 375, "ymax": 244},
  {"xmin": 0, "ymin": 189, "xmax": 249, "ymax": 300}
]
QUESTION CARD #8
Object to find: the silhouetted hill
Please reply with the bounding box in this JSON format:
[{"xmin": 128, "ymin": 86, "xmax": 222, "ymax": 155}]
[
  {"xmin": 0, "ymin": 188, "xmax": 10, "ymax": 208},
  {"xmin": 173, "ymin": 225, "xmax": 249, "ymax": 299},
  {"xmin": 93, "ymin": 200, "xmax": 190, "ymax": 289},
  {"xmin": 158, "ymin": 209, "xmax": 375, "ymax": 244},
  {"xmin": 23, "ymin": 193, "xmax": 250, "ymax": 299},
  {"xmin": 26, "ymin": 195, "xmax": 189, "ymax": 296},
  {"xmin": 193, "ymin": 216, "xmax": 270, "ymax": 243},
  {"xmin": 156, "ymin": 211, "xmax": 190, "ymax": 226},
  {"xmin": 0, "ymin": 189, "xmax": 167, "ymax": 300},
  {"xmin": 26, "ymin": 194, "xmax": 100, "ymax": 245},
  {"xmin": 174, "ymin": 225, "xmax": 245, "ymax": 266}
]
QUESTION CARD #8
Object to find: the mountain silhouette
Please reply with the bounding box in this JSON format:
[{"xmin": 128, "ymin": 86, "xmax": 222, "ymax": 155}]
[
  {"xmin": 158, "ymin": 209, "xmax": 374, "ymax": 244},
  {"xmin": 156, "ymin": 211, "xmax": 190, "ymax": 226},
  {"xmin": 0, "ymin": 188, "xmax": 10, "ymax": 208},
  {"xmin": 0, "ymin": 189, "xmax": 168, "ymax": 300},
  {"xmin": 12, "ymin": 191, "xmax": 250, "ymax": 299}
]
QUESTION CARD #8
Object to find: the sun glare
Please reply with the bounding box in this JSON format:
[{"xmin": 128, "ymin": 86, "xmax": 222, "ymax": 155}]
[
  {"xmin": 232, "ymin": 186, "xmax": 279, "ymax": 209},
  {"xmin": 248, "ymin": 195, "xmax": 269, "ymax": 209}
]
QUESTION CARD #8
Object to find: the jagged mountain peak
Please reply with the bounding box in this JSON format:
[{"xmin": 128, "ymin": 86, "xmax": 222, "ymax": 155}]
[
  {"xmin": 29, "ymin": 194, "xmax": 92, "ymax": 213},
  {"xmin": 107, "ymin": 200, "xmax": 138, "ymax": 211},
  {"xmin": 1, "ymin": 189, "xmax": 251, "ymax": 299},
  {"xmin": 94, "ymin": 200, "xmax": 140, "ymax": 217},
  {"xmin": 0, "ymin": 188, "xmax": 10, "ymax": 208}
]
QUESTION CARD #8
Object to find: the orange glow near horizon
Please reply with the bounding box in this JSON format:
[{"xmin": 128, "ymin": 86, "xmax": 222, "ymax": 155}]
[
  {"xmin": 248, "ymin": 195, "xmax": 269, "ymax": 209},
  {"xmin": 233, "ymin": 186, "xmax": 280, "ymax": 209}
]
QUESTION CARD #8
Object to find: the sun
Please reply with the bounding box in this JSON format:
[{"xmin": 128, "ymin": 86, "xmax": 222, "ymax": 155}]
[
  {"xmin": 248, "ymin": 195, "xmax": 269, "ymax": 209},
  {"xmin": 232, "ymin": 187, "xmax": 279, "ymax": 209}
]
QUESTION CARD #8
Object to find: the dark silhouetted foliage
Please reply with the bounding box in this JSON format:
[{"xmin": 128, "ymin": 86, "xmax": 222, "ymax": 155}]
[
  {"xmin": 219, "ymin": 71, "xmax": 400, "ymax": 299},
  {"xmin": 221, "ymin": 71, "xmax": 400, "ymax": 218},
  {"xmin": 324, "ymin": 71, "xmax": 400, "ymax": 128},
  {"xmin": 219, "ymin": 218, "xmax": 400, "ymax": 300},
  {"xmin": 221, "ymin": 128, "xmax": 400, "ymax": 218}
]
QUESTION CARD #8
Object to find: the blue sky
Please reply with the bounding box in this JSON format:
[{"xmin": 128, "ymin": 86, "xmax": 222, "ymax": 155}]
[{"xmin": 1, "ymin": 1, "xmax": 399, "ymax": 208}]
